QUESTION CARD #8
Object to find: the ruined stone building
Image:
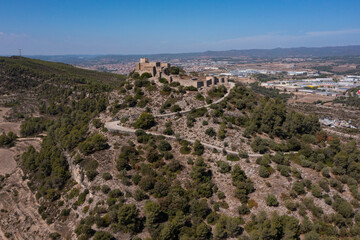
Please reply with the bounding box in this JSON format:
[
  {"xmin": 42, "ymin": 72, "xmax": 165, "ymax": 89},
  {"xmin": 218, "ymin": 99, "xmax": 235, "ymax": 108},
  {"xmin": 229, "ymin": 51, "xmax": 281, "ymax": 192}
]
[
  {"xmin": 135, "ymin": 58, "xmax": 171, "ymax": 79},
  {"xmin": 135, "ymin": 58, "xmax": 229, "ymax": 89}
]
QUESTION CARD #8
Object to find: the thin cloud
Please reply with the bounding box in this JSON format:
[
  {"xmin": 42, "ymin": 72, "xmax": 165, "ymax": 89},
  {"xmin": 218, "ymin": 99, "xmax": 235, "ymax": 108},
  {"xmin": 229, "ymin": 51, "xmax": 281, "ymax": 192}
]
[
  {"xmin": 0, "ymin": 32, "xmax": 28, "ymax": 39},
  {"xmin": 199, "ymin": 29, "xmax": 360, "ymax": 51},
  {"xmin": 215, "ymin": 33, "xmax": 299, "ymax": 45},
  {"xmin": 306, "ymin": 29, "xmax": 360, "ymax": 36}
]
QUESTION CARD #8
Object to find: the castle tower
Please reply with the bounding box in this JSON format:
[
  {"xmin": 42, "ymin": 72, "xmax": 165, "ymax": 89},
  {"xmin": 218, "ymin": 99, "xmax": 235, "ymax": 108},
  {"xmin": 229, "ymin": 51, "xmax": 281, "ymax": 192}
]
[{"xmin": 140, "ymin": 58, "xmax": 149, "ymax": 63}]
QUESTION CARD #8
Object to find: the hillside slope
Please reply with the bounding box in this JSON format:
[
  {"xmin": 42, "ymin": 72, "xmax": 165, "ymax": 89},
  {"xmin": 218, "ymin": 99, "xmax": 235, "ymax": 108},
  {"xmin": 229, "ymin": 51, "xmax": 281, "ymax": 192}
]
[{"xmin": 0, "ymin": 57, "xmax": 360, "ymax": 240}]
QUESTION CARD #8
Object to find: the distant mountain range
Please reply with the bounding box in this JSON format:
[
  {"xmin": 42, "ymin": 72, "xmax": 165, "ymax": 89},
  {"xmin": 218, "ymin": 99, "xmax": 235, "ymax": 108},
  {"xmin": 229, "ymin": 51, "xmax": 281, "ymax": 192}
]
[{"xmin": 28, "ymin": 45, "xmax": 360, "ymax": 65}]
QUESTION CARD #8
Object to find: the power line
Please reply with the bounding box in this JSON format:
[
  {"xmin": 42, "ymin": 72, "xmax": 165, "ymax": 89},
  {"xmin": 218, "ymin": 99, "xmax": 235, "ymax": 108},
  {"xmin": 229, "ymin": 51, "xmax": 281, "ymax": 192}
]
[{"xmin": 18, "ymin": 49, "xmax": 22, "ymax": 57}]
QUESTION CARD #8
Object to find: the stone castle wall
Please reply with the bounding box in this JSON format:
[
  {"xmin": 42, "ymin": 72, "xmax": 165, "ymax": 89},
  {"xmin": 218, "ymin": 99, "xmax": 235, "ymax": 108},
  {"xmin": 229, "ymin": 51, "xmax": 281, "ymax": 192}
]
[{"xmin": 134, "ymin": 58, "xmax": 229, "ymax": 89}]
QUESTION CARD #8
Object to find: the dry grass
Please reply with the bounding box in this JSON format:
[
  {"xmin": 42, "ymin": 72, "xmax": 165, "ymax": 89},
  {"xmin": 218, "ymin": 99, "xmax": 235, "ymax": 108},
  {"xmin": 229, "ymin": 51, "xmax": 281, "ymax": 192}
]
[{"xmin": 288, "ymin": 93, "xmax": 335, "ymax": 104}]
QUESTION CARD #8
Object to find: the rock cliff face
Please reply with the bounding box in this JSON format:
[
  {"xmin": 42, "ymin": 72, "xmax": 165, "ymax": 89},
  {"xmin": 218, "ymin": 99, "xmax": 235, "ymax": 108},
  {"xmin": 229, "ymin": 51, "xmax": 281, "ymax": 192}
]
[
  {"xmin": 0, "ymin": 108, "xmax": 56, "ymax": 239},
  {"xmin": 66, "ymin": 152, "xmax": 89, "ymax": 188},
  {"xmin": 0, "ymin": 148, "xmax": 92, "ymax": 239},
  {"xmin": 0, "ymin": 168, "xmax": 55, "ymax": 239}
]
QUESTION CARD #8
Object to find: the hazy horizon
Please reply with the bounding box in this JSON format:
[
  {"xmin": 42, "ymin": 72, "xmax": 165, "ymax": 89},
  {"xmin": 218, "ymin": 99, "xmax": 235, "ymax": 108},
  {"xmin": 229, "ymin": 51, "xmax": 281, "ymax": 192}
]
[{"xmin": 0, "ymin": 44, "xmax": 347, "ymax": 57}]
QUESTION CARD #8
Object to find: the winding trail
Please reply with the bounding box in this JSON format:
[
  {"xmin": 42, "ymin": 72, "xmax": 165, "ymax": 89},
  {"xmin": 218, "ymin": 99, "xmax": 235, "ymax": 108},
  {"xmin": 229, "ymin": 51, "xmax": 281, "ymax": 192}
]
[
  {"xmin": 105, "ymin": 121, "xmax": 297, "ymax": 157},
  {"xmin": 154, "ymin": 82, "xmax": 235, "ymax": 118},
  {"xmin": 105, "ymin": 82, "xmax": 296, "ymax": 157},
  {"xmin": 105, "ymin": 83, "xmax": 246, "ymax": 155},
  {"xmin": 105, "ymin": 120, "xmax": 265, "ymax": 157}
]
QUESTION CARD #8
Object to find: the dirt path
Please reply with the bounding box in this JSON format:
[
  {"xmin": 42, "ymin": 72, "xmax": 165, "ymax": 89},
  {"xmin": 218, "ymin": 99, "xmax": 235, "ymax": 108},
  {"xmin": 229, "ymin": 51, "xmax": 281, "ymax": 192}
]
[
  {"xmin": 105, "ymin": 82, "xmax": 254, "ymax": 155},
  {"xmin": 105, "ymin": 121, "xmax": 242, "ymax": 154},
  {"xmin": 154, "ymin": 82, "xmax": 235, "ymax": 118},
  {"xmin": 105, "ymin": 121, "xmax": 297, "ymax": 157}
]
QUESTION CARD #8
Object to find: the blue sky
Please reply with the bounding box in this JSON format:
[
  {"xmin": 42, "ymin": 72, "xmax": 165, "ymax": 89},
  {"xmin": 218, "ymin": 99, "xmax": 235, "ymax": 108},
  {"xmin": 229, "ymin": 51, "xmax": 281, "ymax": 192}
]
[{"xmin": 1, "ymin": 0, "xmax": 360, "ymax": 55}]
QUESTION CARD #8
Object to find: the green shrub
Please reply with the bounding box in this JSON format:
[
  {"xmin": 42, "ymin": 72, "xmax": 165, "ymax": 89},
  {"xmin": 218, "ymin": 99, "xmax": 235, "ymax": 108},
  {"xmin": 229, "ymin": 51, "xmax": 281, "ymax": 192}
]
[
  {"xmin": 226, "ymin": 154, "xmax": 239, "ymax": 161},
  {"xmin": 251, "ymin": 137, "xmax": 269, "ymax": 154},
  {"xmin": 238, "ymin": 204, "xmax": 250, "ymax": 215},
  {"xmin": 266, "ymin": 194, "xmax": 279, "ymax": 207},
  {"xmin": 214, "ymin": 215, "xmax": 242, "ymax": 239},
  {"xmin": 193, "ymin": 140, "xmax": 204, "ymax": 156},
  {"xmin": 153, "ymin": 181, "xmax": 169, "ymax": 198},
  {"xmin": 117, "ymin": 204, "xmax": 141, "ymax": 233},
  {"xmin": 292, "ymin": 167, "xmax": 302, "ymax": 179},
  {"xmin": 321, "ymin": 167, "xmax": 330, "ymax": 178},
  {"xmin": 167, "ymin": 160, "xmax": 182, "ymax": 172},
  {"xmin": 239, "ymin": 151, "xmax": 249, "ymax": 159},
  {"xmin": 170, "ymin": 104, "xmax": 182, "ymax": 112},
  {"xmin": 138, "ymin": 176, "xmax": 156, "ymax": 191},
  {"xmin": 140, "ymin": 72, "xmax": 152, "ymax": 79},
  {"xmin": 0, "ymin": 131, "xmax": 17, "ymax": 147},
  {"xmin": 132, "ymin": 174, "xmax": 141, "ymax": 185},
  {"xmin": 134, "ymin": 112, "xmax": 156, "ymax": 130},
  {"xmin": 60, "ymin": 208, "xmax": 70, "ymax": 217},
  {"xmin": 159, "ymin": 78, "xmax": 168, "ymax": 84},
  {"xmin": 196, "ymin": 93, "xmax": 205, "ymax": 101},
  {"xmin": 285, "ymin": 200, "xmax": 297, "ymax": 211},
  {"xmin": 292, "ymin": 181, "xmax": 306, "ymax": 195},
  {"xmin": 133, "ymin": 189, "xmax": 149, "ymax": 201},
  {"xmin": 79, "ymin": 134, "xmax": 108, "ymax": 155},
  {"xmin": 311, "ymin": 184, "xmax": 323, "ymax": 198},
  {"xmin": 93, "ymin": 231, "xmax": 115, "ymax": 240},
  {"xmin": 332, "ymin": 195, "xmax": 354, "ymax": 218},
  {"xmin": 318, "ymin": 178, "xmax": 330, "ymax": 192},
  {"xmin": 102, "ymin": 172, "xmax": 112, "ymax": 181},
  {"xmin": 205, "ymin": 127, "xmax": 216, "ymax": 137},
  {"xmin": 217, "ymin": 191, "xmax": 226, "ymax": 199},
  {"xmin": 108, "ymin": 189, "xmax": 123, "ymax": 198},
  {"xmin": 20, "ymin": 117, "xmax": 46, "ymax": 137},
  {"xmin": 277, "ymin": 164, "xmax": 290, "ymax": 177},
  {"xmin": 101, "ymin": 185, "xmax": 111, "ymax": 194},
  {"xmin": 92, "ymin": 119, "xmax": 102, "ymax": 128},
  {"xmin": 217, "ymin": 161, "xmax": 231, "ymax": 173},
  {"xmin": 158, "ymin": 140, "xmax": 172, "ymax": 151},
  {"xmin": 185, "ymin": 86, "xmax": 198, "ymax": 91},
  {"xmin": 259, "ymin": 166, "xmax": 270, "ymax": 178}
]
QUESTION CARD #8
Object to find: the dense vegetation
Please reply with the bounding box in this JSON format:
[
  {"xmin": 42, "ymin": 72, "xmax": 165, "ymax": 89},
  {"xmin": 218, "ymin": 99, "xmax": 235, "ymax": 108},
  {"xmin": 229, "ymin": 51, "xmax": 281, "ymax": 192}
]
[
  {"xmin": 251, "ymin": 73, "xmax": 281, "ymax": 82},
  {"xmin": 0, "ymin": 57, "xmax": 123, "ymax": 227},
  {"xmin": 0, "ymin": 56, "xmax": 125, "ymax": 88},
  {"xmin": 0, "ymin": 131, "xmax": 17, "ymax": 147},
  {"xmin": 334, "ymin": 87, "xmax": 360, "ymax": 107},
  {"xmin": 250, "ymin": 82, "xmax": 292, "ymax": 101}
]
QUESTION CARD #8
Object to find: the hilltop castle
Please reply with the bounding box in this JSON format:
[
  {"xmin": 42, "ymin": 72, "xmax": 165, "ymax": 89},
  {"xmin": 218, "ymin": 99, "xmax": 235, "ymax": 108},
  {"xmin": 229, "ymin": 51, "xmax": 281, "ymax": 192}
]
[
  {"xmin": 135, "ymin": 58, "xmax": 171, "ymax": 79},
  {"xmin": 134, "ymin": 58, "xmax": 229, "ymax": 89}
]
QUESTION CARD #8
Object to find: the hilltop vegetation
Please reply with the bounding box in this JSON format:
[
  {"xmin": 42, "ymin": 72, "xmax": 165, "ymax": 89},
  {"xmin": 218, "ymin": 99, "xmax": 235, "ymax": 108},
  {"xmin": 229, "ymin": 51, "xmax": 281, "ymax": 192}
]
[
  {"xmin": 0, "ymin": 56, "xmax": 125, "ymax": 87},
  {"xmin": 1, "ymin": 57, "xmax": 360, "ymax": 239},
  {"xmin": 0, "ymin": 56, "xmax": 126, "ymax": 119}
]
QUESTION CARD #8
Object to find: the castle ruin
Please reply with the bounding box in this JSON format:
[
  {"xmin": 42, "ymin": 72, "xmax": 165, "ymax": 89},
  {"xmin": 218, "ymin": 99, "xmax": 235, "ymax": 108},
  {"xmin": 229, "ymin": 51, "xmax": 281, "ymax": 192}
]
[
  {"xmin": 135, "ymin": 58, "xmax": 171, "ymax": 80},
  {"xmin": 134, "ymin": 58, "xmax": 229, "ymax": 89}
]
